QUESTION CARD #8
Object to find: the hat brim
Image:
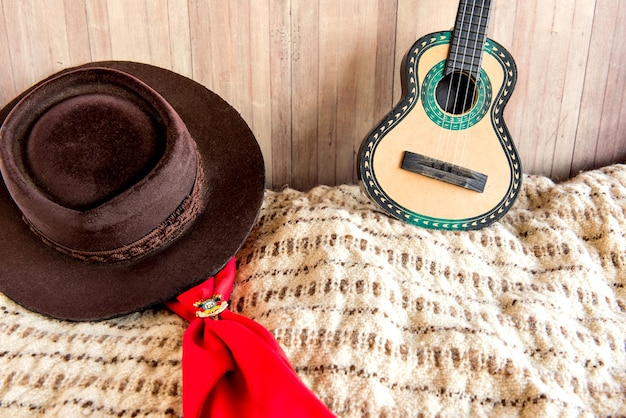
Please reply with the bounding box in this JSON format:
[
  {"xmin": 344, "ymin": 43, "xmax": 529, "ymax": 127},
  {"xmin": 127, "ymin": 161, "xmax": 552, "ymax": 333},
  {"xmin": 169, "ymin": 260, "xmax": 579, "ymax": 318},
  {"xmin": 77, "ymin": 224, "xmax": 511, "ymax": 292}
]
[{"xmin": 0, "ymin": 61, "xmax": 265, "ymax": 321}]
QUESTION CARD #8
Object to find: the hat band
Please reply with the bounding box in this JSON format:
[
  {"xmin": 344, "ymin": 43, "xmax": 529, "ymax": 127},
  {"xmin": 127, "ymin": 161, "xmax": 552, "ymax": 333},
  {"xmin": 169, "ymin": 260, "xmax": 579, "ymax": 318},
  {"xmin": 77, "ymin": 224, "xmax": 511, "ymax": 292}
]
[{"xmin": 23, "ymin": 147, "xmax": 206, "ymax": 264}]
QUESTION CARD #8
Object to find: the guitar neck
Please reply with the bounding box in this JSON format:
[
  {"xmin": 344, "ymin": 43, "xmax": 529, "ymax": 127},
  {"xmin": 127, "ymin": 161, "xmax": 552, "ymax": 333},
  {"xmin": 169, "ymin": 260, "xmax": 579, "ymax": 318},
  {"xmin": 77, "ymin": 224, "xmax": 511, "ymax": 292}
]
[{"xmin": 445, "ymin": 0, "xmax": 492, "ymax": 81}]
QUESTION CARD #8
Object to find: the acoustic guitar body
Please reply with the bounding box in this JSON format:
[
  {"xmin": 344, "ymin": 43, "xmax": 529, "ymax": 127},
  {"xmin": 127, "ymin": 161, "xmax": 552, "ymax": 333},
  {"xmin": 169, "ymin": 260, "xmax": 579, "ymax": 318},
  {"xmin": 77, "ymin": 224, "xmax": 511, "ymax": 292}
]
[{"xmin": 359, "ymin": 30, "xmax": 521, "ymax": 230}]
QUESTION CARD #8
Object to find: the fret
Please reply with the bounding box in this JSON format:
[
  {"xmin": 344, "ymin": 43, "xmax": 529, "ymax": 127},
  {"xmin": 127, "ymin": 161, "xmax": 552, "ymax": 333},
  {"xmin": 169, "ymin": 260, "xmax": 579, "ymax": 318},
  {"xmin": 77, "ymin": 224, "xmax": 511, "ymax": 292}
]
[
  {"xmin": 458, "ymin": 0, "xmax": 492, "ymax": 13},
  {"xmin": 450, "ymin": 37, "xmax": 488, "ymax": 56},
  {"xmin": 455, "ymin": 15, "xmax": 490, "ymax": 29},
  {"xmin": 448, "ymin": 56, "xmax": 483, "ymax": 70},
  {"xmin": 455, "ymin": 28, "xmax": 488, "ymax": 38},
  {"xmin": 447, "ymin": 61, "xmax": 482, "ymax": 76},
  {"xmin": 445, "ymin": 0, "xmax": 493, "ymax": 80},
  {"xmin": 449, "ymin": 44, "xmax": 484, "ymax": 57},
  {"xmin": 455, "ymin": 0, "xmax": 491, "ymax": 33},
  {"xmin": 450, "ymin": 32, "xmax": 484, "ymax": 45},
  {"xmin": 455, "ymin": 24, "xmax": 489, "ymax": 37}
]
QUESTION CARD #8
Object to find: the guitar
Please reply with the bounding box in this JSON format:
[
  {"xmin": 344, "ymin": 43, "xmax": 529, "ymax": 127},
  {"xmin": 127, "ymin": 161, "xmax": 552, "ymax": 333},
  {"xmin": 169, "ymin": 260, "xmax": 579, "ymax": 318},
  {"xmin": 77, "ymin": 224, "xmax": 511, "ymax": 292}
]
[{"xmin": 358, "ymin": 0, "xmax": 521, "ymax": 230}]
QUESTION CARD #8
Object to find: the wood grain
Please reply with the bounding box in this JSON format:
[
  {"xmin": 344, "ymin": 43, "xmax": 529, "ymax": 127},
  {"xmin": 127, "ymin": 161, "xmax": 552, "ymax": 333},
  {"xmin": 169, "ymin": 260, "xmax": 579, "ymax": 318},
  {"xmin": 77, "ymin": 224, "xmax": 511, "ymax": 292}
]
[
  {"xmin": 317, "ymin": 0, "xmax": 340, "ymax": 186},
  {"xmin": 85, "ymin": 0, "xmax": 112, "ymax": 61},
  {"xmin": 249, "ymin": 0, "xmax": 273, "ymax": 185},
  {"xmin": 268, "ymin": 0, "xmax": 292, "ymax": 188},
  {"xmin": 574, "ymin": 0, "xmax": 626, "ymax": 175},
  {"xmin": 0, "ymin": 0, "xmax": 624, "ymax": 190},
  {"xmin": 291, "ymin": 0, "xmax": 319, "ymax": 190}
]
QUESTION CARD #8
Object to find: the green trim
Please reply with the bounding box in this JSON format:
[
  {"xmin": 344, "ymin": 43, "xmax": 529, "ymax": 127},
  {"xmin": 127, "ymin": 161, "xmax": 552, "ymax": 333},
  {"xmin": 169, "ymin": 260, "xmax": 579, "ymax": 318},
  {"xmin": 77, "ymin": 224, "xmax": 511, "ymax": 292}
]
[{"xmin": 421, "ymin": 60, "xmax": 492, "ymax": 130}]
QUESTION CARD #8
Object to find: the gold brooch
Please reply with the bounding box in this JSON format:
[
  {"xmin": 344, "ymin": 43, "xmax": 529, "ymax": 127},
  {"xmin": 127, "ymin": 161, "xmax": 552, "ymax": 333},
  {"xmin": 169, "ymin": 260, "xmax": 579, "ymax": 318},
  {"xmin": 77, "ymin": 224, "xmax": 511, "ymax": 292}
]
[{"xmin": 194, "ymin": 295, "xmax": 228, "ymax": 319}]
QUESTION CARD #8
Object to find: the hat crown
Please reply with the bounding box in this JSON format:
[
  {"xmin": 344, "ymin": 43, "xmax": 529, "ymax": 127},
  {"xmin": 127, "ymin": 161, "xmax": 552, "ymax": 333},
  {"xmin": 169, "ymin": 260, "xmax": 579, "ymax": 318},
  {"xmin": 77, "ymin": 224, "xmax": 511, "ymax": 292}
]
[
  {"xmin": 26, "ymin": 93, "xmax": 164, "ymax": 210},
  {"xmin": 0, "ymin": 67, "xmax": 199, "ymax": 255}
]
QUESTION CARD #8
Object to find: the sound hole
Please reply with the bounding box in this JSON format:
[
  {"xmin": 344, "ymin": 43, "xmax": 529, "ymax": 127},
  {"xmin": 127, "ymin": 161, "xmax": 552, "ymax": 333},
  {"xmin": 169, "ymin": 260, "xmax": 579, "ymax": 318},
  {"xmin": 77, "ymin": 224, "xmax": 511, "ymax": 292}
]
[{"xmin": 435, "ymin": 72, "xmax": 477, "ymax": 115}]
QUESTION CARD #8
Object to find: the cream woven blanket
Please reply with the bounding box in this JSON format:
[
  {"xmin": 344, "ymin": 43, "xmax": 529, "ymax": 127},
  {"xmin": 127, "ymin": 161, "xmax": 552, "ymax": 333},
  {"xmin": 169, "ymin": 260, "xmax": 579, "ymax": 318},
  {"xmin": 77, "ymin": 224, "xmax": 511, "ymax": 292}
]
[{"xmin": 1, "ymin": 164, "xmax": 625, "ymax": 417}]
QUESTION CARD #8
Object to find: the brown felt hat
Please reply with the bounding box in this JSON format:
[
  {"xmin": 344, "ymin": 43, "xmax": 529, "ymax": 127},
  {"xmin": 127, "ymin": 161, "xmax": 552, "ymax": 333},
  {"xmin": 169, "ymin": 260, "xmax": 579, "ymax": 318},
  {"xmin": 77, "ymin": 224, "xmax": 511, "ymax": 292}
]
[{"xmin": 0, "ymin": 62, "xmax": 264, "ymax": 321}]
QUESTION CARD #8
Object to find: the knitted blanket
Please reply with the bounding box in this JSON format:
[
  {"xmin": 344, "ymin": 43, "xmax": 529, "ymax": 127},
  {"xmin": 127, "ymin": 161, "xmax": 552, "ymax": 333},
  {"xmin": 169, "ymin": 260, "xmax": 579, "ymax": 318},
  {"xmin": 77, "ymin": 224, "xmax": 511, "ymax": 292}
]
[{"xmin": 1, "ymin": 164, "xmax": 625, "ymax": 417}]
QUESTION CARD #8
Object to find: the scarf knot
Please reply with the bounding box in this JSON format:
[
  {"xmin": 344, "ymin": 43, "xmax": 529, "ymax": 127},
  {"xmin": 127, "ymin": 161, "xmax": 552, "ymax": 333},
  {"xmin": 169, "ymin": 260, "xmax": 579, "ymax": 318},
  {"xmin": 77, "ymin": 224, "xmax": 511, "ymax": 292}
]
[{"xmin": 165, "ymin": 258, "xmax": 335, "ymax": 418}]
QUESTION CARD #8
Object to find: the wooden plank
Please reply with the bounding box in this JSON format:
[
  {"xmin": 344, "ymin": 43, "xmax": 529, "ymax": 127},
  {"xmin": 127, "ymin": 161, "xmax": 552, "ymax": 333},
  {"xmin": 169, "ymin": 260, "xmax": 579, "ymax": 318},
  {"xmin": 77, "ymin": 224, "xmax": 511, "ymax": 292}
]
[
  {"xmin": 549, "ymin": 0, "xmax": 597, "ymax": 180},
  {"xmin": 332, "ymin": 0, "xmax": 398, "ymax": 185},
  {"xmin": 393, "ymin": 0, "xmax": 420, "ymax": 103},
  {"xmin": 0, "ymin": 1, "xmax": 18, "ymax": 107},
  {"xmin": 225, "ymin": 1, "xmax": 253, "ymax": 126},
  {"xmin": 36, "ymin": 0, "xmax": 71, "ymax": 73},
  {"xmin": 335, "ymin": 0, "xmax": 381, "ymax": 185},
  {"xmin": 349, "ymin": 0, "xmax": 381, "ymax": 184},
  {"xmin": 63, "ymin": 0, "xmax": 92, "ymax": 65},
  {"xmin": 3, "ymin": 0, "xmax": 42, "ymax": 89},
  {"xmin": 291, "ymin": 0, "xmax": 319, "ymax": 190},
  {"xmin": 204, "ymin": 1, "xmax": 232, "ymax": 94},
  {"xmin": 4, "ymin": 0, "xmax": 71, "ymax": 84},
  {"xmin": 106, "ymin": 0, "xmax": 150, "ymax": 62},
  {"xmin": 188, "ymin": 0, "xmax": 212, "ymax": 87},
  {"xmin": 363, "ymin": 0, "xmax": 398, "ymax": 184},
  {"xmin": 615, "ymin": 36, "xmax": 626, "ymax": 167},
  {"xmin": 489, "ymin": 0, "xmax": 517, "ymax": 47},
  {"xmin": 144, "ymin": 0, "xmax": 173, "ymax": 67},
  {"xmin": 85, "ymin": 0, "xmax": 112, "ymax": 61},
  {"xmin": 167, "ymin": 0, "xmax": 192, "ymax": 78},
  {"xmin": 206, "ymin": 2, "xmax": 235, "ymax": 103},
  {"xmin": 191, "ymin": 1, "xmax": 254, "ymax": 122},
  {"xmin": 250, "ymin": 0, "xmax": 273, "ymax": 188},
  {"xmin": 372, "ymin": 0, "xmax": 398, "ymax": 123},
  {"xmin": 506, "ymin": 0, "xmax": 539, "ymax": 176},
  {"xmin": 572, "ymin": 0, "xmax": 619, "ymax": 175},
  {"xmin": 531, "ymin": 0, "xmax": 574, "ymax": 177},
  {"xmin": 515, "ymin": 0, "xmax": 589, "ymax": 178},
  {"xmin": 593, "ymin": 0, "xmax": 626, "ymax": 168},
  {"xmin": 615, "ymin": 86, "xmax": 626, "ymax": 166},
  {"xmin": 334, "ymin": 1, "xmax": 360, "ymax": 186},
  {"xmin": 268, "ymin": 0, "xmax": 292, "ymax": 189},
  {"xmin": 317, "ymin": 0, "xmax": 340, "ymax": 186}
]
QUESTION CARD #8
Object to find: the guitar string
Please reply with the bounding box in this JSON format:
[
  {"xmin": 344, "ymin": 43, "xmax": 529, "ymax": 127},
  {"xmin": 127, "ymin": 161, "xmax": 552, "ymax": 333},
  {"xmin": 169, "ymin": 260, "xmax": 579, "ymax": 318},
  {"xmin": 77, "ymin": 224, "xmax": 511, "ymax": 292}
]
[
  {"xmin": 436, "ymin": 0, "xmax": 469, "ymax": 162},
  {"xmin": 445, "ymin": 0, "xmax": 476, "ymax": 165},
  {"xmin": 444, "ymin": 0, "xmax": 477, "ymax": 166},
  {"xmin": 458, "ymin": 0, "xmax": 490, "ymax": 168}
]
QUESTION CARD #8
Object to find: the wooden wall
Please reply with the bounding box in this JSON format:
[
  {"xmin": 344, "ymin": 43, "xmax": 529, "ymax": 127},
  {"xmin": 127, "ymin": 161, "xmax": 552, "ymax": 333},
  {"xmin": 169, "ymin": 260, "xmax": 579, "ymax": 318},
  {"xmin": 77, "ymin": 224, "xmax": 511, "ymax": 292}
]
[{"xmin": 1, "ymin": 0, "xmax": 625, "ymax": 190}]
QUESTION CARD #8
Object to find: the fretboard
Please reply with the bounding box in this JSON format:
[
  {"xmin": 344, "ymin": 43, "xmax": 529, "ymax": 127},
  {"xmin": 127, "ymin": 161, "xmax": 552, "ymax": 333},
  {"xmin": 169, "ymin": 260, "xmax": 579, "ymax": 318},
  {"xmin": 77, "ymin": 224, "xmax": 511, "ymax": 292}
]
[{"xmin": 445, "ymin": 0, "xmax": 492, "ymax": 81}]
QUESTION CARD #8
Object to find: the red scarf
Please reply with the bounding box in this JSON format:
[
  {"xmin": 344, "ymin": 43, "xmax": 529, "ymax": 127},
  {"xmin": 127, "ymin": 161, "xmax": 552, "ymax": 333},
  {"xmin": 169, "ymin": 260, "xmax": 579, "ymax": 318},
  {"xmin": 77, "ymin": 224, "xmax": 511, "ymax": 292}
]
[{"xmin": 166, "ymin": 258, "xmax": 335, "ymax": 417}]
